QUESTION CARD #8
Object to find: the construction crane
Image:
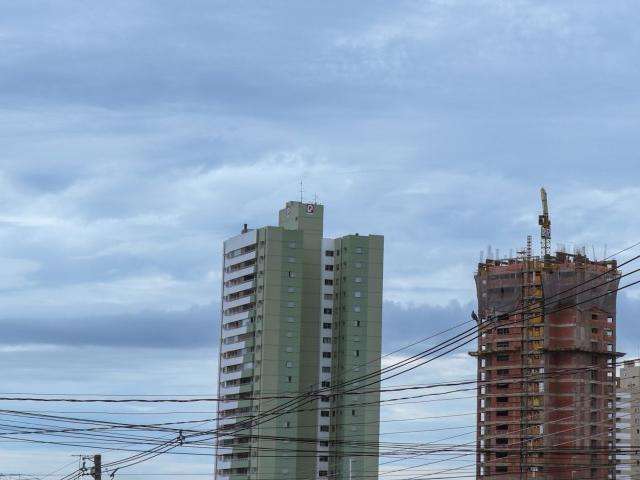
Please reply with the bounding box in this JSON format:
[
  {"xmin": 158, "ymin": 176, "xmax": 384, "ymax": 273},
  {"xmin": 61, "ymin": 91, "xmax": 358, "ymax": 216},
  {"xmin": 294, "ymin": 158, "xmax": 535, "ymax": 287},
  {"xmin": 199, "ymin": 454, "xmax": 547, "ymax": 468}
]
[{"xmin": 538, "ymin": 187, "xmax": 551, "ymax": 259}]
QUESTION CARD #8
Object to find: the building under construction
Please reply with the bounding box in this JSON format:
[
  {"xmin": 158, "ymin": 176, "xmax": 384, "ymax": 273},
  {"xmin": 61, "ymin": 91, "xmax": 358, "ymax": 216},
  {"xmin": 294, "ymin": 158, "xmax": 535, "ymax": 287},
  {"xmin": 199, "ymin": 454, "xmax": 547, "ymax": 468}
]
[{"xmin": 471, "ymin": 189, "xmax": 622, "ymax": 479}]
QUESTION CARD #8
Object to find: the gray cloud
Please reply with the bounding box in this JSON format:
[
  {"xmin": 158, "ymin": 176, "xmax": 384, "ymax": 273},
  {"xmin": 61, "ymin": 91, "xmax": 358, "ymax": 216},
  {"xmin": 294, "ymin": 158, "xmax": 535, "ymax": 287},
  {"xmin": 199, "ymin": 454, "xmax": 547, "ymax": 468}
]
[
  {"xmin": 0, "ymin": 304, "xmax": 218, "ymax": 348},
  {"xmin": 3, "ymin": 296, "xmax": 637, "ymax": 351},
  {"xmin": 1, "ymin": 1, "xmax": 639, "ymax": 474}
]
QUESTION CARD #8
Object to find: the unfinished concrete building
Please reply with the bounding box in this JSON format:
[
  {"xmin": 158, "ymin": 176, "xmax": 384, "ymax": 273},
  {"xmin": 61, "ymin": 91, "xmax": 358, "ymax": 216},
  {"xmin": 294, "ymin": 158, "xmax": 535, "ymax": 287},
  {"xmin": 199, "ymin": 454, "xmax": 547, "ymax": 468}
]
[{"xmin": 471, "ymin": 189, "xmax": 622, "ymax": 479}]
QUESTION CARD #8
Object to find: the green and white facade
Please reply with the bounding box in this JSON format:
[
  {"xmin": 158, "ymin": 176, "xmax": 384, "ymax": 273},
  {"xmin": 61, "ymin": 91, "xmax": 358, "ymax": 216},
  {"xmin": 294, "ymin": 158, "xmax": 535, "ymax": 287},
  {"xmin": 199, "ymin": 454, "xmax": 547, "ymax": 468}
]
[{"xmin": 215, "ymin": 201, "xmax": 383, "ymax": 480}]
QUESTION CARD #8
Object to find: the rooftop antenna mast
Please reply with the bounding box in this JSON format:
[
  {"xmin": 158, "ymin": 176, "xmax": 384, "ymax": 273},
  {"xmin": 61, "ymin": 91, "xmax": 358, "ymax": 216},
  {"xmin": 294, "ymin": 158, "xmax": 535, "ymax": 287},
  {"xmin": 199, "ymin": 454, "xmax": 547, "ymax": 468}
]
[{"xmin": 538, "ymin": 187, "xmax": 551, "ymax": 264}]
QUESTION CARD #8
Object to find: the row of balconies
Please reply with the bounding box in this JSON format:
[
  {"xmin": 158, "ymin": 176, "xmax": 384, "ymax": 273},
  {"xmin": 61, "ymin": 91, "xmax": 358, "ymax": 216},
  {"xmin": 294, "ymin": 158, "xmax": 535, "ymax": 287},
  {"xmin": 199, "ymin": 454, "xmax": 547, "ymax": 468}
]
[
  {"xmin": 223, "ymin": 300, "xmax": 256, "ymax": 317},
  {"xmin": 223, "ymin": 286, "xmax": 256, "ymax": 304},
  {"xmin": 224, "ymin": 257, "xmax": 256, "ymax": 274},
  {"xmin": 224, "ymin": 263, "xmax": 256, "ymax": 283}
]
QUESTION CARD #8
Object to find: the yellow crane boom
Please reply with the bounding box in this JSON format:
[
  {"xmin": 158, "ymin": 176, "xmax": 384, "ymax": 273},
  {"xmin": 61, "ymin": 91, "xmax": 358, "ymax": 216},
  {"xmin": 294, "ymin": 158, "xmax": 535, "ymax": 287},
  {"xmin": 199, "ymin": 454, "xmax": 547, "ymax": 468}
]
[{"xmin": 539, "ymin": 187, "xmax": 551, "ymax": 257}]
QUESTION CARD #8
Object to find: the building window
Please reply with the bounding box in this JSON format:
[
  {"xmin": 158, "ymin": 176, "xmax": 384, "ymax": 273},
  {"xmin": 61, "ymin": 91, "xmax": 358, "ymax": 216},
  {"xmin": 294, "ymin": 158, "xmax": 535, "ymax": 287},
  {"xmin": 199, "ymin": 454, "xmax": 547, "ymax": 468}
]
[
  {"xmin": 324, "ymin": 308, "xmax": 332, "ymax": 314},
  {"xmin": 323, "ymin": 352, "xmax": 331, "ymax": 358},
  {"xmin": 322, "ymin": 366, "xmax": 331, "ymax": 373},
  {"xmin": 324, "ymin": 265, "xmax": 334, "ymax": 271},
  {"xmin": 288, "ymin": 271, "xmax": 296, "ymax": 278},
  {"xmin": 355, "ymin": 262, "xmax": 363, "ymax": 268},
  {"xmin": 355, "ymin": 277, "xmax": 362, "ymax": 283},
  {"xmin": 497, "ymin": 354, "xmax": 509, "ymax": 361},
  {"xmin": 288, "ymin": 286, "xmax": 296, "ymax": 293},
  {"xmin": 497, "ymin": 341, "xmax": 509, "ymax": 348},
  {"xmin": 287, "ymin": 316, "xmax": 295, "ymax": 323},
  {"xmin": 287, "ymin": 376, "xmax": 292, "ymax": 383},
  {"xmin": 285, "ymin": 361, "xmax": 293, "ymax": 368},
  {"xmin": 497, "ymin": 328, "xmax": 509, "ymax": 335},
  {"xmin": 324, "ymin": 279, "xmax": 334, "ymax": 285},
  {"xmin": 354, "ymin": 291, "xmax": 362, "ymax": 298},
  {"xmin": 321, "ymin": 410, "xmax": 330, "ymax": 417},
  {"xmin": 286, "ymin": 332, "xmax": 293, "ymax": 338},
  {"xmin": 323, "ymin": 322, "xmax": 332, "ymax": 329},
  {"xmin": 354, "ymin": 306, "xmax": 361, "ymax": 313},
  {"xmin": 325, "ymin": 250, "xmax": 334, "ymax": 257},
  {"xmin": 286, "ymin": 346, "xmax": 293, "ymax": 353},
  {"xmin": 319, "ymin": 456, "xmax": 328, "ymax": 462},
  {"xmin": 354, "ymin": 320, "xmax": 361, "ymax": 327},
  {"xmin": 287, "ymin": 302, "xmax": 296, "ymax": 308},
  {"xmin": 324, "ymin": 293, "xmax": 333, "ymax": 300},
  {"xmin": 321, "ymin": 381, "xmax": 330, "ymax": 388},
  {"xmin": 288, "ymin": 241, "xmax": 297, "ymax": 249},
  {"xmin": 322, "ymin": 337, "xmax": 332, "ymax": 344},
  {"xmin": 355, "ymin": 247, "xmax": 364, "ymax": 254},
  {"xmin": 354, "ymin": 350, "xmax": 360, "ymax": 357}
]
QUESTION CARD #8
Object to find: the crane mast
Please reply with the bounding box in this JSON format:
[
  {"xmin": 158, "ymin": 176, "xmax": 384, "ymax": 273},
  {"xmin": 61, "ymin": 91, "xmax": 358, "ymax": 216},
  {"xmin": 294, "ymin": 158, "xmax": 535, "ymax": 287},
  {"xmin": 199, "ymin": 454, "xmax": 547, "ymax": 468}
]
[{"xmin": 538, "ymin": 187, "xmax": 551, "ymax": 260}]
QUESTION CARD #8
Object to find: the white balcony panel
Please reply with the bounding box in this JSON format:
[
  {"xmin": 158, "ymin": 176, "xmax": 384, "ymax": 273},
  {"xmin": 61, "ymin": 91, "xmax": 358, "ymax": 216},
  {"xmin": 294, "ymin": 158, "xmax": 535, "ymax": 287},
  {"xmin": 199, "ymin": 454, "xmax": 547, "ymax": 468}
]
[
  {"xmin": 224, "ymin": 230, "xmax": 257, "ymax": 253},
  {"xmin": 224, "ymin": 279, "xmax": 256, "ymax": 296},
  {"xmin": 218, "ymin": 400, "xmax": 240, "ymax": 410},
  {"xmin": 219, "ymin": 417, "xmax": 242, "ymax": 427},
  {"xmin": 222, "ymin": 310, "xmax": 252, "ymax": 323},
  {"xmin": 220, "ymin": 369, "xmax": 252, "ymax": 383},
  {"xmin": 219, "ymin": 385, "xmax": 241, "ymax": 396},
  {"xmin": 224, "ymin": 265, "xmax": 256, "ymax": 282},
  {"xmin": 221, "ymin": 323, "xmax": 251, "ymax": 338},
  {"xmin": 220, "ymin": 355, "xmax": 252, "ymax": 368},
  {"xmin": 221, "ymin": 340, "xmax": 246, "ymax": 353},
  {"xmin": 220, "ymin": 358, "xmax": 244, "ymax": 375},
  {"xmin": 224, "ymin": 250, "xmax": 257, "ymax": 268},
  {"xmin": 223, "ymin": 295, "xmax": 254, "ymax": 311}
]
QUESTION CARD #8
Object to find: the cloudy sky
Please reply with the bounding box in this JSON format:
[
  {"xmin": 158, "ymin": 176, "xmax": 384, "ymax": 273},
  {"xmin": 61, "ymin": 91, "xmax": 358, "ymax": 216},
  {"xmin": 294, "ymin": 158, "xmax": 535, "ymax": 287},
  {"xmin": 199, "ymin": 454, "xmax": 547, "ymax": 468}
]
[{"xmin": 1, "ymin": 0, "xmax": 640, "ymax": 476}]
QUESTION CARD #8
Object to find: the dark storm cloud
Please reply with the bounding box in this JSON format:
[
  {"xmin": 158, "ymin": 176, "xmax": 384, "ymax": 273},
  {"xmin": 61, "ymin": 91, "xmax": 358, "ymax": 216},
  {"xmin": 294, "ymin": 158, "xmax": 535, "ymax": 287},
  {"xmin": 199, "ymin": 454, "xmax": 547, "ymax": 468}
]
[
  {"xmin": 3, "ymin": 295, "xmax": 638, "ymax": 358},
  {"xmin": 0, "ymin": 300, "xmax": 471, "ymax": 349},
  {"xmin": 0, "ymin": 304, "xmax": 218, "ymax": 348}
]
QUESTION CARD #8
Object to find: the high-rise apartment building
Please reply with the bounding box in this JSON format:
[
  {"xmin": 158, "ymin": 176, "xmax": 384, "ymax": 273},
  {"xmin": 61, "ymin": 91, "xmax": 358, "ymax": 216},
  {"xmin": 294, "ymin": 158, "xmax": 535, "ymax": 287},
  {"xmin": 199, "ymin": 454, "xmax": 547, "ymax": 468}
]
[
  {"xmin": 616, "ymin": 360, "xmax": 640, "ymax": 479},
  {"xmin": 215, "ymin": 201, "xmax": 383, "ymax": 480},
  {"xmin": 472, "ymin": 246, "xmax": 621, "ymax": 479}
]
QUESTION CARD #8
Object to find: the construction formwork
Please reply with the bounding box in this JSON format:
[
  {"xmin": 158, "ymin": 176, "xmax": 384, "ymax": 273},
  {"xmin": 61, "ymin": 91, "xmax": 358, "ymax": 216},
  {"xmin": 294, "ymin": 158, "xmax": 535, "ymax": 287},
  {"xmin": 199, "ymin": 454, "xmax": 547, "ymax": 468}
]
[{"xmin": 471, "ymin": 251, "xmax": 621, "ymax": 480}]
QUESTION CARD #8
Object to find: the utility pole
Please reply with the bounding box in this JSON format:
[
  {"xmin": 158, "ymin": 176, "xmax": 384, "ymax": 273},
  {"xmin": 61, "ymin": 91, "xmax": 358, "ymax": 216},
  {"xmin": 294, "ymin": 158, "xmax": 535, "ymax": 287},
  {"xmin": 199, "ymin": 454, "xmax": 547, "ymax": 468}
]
[{"xmin": 91, "ymin": 454, "xmax": 102, "ymax": 480}]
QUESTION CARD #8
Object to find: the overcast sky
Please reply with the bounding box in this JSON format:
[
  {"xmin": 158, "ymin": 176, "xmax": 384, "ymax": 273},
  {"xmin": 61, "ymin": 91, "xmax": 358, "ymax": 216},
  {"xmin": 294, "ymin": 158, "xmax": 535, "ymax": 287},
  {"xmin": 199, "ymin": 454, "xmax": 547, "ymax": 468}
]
[{"xmin": 2, "ymin": 0, "xmax": 640, "ymax": 476}]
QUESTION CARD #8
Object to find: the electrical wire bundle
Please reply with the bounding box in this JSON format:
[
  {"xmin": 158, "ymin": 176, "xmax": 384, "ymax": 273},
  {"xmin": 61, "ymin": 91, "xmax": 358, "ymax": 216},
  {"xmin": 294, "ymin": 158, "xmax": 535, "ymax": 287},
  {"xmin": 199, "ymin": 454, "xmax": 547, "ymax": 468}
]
[{"xmin": 1, "ymin": 241, "xmax": 640, "ymax": 479}]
